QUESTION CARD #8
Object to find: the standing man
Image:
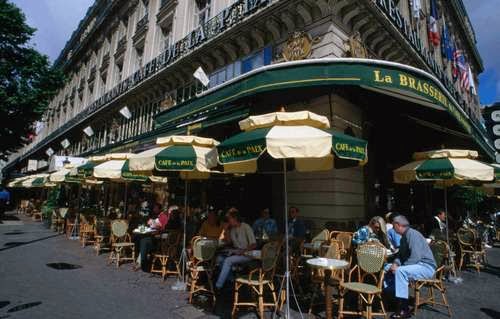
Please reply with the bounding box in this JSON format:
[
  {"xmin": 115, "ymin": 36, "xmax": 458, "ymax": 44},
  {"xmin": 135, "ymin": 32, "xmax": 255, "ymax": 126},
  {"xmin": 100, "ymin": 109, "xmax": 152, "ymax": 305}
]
[
  {"xmin": 425, "ymin": 209, "xmax": 446, "ymax": 239},
  {"xmin": 0, "ymin": 186, "xmax": 11, "ymax": 220},
  {"xmin": 288, "ymin": 206, "xmax": 306, "ymax": 239},
  {"xmin": 386, "ymin": 215, "xmax": 436, "ymax": 319},
  {"xmin": 215, "ymin": 208, "xmax": 256, "ymax": 290}
]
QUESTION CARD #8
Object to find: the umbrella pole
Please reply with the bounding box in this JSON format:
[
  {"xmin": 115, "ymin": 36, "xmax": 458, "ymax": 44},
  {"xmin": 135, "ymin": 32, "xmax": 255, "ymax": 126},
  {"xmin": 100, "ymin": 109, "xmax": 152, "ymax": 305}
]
[
  {"xmin": 182, "ymin": 179, "xmax": 189, "ymax": 282},
  {"xmin": 283, "ymin": 159, "xmax": 290, "ymax": 318},
  {"xmin": 444, "ymin": 185, "xmax": 450, "ymax": 246},
  {"xmin": 124, "ymin": 182, "xmax": 128, "ymax": 217}
]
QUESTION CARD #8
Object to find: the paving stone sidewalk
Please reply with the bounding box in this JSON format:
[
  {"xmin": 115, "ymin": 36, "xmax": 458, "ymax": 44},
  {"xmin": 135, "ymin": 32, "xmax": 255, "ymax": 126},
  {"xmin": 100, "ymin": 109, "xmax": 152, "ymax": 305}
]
[{"xmin": 1, "ymin": 212, "xmax": 500, "ymax": 319}]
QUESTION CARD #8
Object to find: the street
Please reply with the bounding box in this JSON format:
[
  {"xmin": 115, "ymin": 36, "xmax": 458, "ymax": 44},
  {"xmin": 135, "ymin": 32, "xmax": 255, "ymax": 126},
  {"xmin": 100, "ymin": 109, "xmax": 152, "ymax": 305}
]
[{"xmin": 1, "ymin": 212, "xmax": 500, "ymax": 319}]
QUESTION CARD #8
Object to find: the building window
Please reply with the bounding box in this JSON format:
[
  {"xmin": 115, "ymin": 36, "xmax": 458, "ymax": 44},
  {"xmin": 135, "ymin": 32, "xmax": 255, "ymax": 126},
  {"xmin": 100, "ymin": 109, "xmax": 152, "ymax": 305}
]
[
  {"xmin": 208, "ymin": 46, "xmax": 270, "ymax": 88},
  {"xmin": 135, "ymin": 49, "xmax": 143, "ymax": 71},
  {"xmin": 115, "ymin": 63, "xmax": 123, "ymax": 82},
  {"xmin": 195, "ymin": 0, "xmax": 211, "ymax": 27},
  {"xmin": 241, "ymin": 46, "xmax": 272, "ymax": 74},
  {"xmin": 161, "ymin": 26, "xmax": 172, "ymax": 50}
]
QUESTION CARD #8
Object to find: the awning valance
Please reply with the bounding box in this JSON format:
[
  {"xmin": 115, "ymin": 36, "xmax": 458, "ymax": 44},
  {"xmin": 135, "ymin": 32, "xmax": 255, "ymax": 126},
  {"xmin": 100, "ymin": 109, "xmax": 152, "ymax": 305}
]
[{"xmin": 154, "ymin": 58, "xmax": 494, "ymax": 159}]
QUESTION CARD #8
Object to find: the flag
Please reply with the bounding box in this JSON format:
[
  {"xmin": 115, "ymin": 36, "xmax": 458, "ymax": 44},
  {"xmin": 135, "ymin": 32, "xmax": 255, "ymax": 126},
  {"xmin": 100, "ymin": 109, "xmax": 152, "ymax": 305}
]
[
  {"xmin": 460, "ymin": 64, "xmax": 469, "ymax": 92},
  {"xmin": 428, "ymin": 0, "xmax": 440, "ymax": 47},
  {"xmin": 119, "ymin": 106, "xmax": 132, "ymax": 119},
  {"xmin": 411, "ymin": 0, "xmax": 422, "ymax": 19},
  {"xmin": 468, "ymin": 65, "xmax": 477, "ymax": 95},
  {"xmin": 441, "ymin": 17, "xmax": 453, "ymax": 61},
  {"xmin": 453, "ymin": 48, "xmax": 466, "ymax": 82},
  {"xmin": 193, "ymin": 66, "xmax": 210, "ymax": 87}
]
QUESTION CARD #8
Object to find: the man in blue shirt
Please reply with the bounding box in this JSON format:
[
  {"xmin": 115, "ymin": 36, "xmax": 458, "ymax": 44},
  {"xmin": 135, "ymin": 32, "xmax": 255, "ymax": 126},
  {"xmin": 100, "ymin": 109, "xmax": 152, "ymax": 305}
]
[
  {"xmin": 0, "ymin": 187, "xmax": 11, "ymax": 220},
  {"xmin": 252, "ymin": 208, "xmax": 278, "ymax": 239},
  {"xmin": 386, "ymin": 212, "xmax": 401, "ymax": 249}
]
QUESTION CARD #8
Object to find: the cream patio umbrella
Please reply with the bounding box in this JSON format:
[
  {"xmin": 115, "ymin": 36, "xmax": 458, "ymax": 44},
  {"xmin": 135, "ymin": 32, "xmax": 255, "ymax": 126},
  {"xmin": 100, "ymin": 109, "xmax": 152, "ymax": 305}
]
[
  {"xmin": 393, "ymin": 149, "xmax": 494, "ymax": 260},
  {"xmin": 206, "ymin": 110, "xmax": 368, "ymax": 318},
  {"xmin": 93, "ymin": 153, "xmax": 168, "ymax": 216},
  {"xmin": 128, "ymin": 135, "xmax": 220, "ymax": 288}
]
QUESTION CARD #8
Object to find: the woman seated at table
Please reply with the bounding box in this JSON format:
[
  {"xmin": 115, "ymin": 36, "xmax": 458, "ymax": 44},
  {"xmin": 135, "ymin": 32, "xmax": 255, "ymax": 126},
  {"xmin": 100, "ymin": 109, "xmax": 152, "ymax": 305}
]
[
  {"xmin": 215, "ymin": 208, "xmax": 256, "ymax": 290},
  {"xmin": 198, "ymin": 208, "xmax": 223, "ymax": 239},
  {"xmin": 352, "ymin": 216, "xmax": 391, "ymax": 248},
  {"xmin": 137, "ymin": 204, "xmax": 170, "ymax": 271}
]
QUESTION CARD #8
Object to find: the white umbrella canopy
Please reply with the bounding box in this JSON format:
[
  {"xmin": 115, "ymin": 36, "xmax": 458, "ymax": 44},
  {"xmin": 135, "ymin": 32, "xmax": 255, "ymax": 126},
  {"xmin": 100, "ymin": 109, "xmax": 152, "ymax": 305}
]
[
  {"xmin": 93, "ymin": 153, "xmax": 168, "ymax": 183},
  {"xmin": 128, "ymin": 135, "xmax": 219, "ymax": 179},
  {"xmin": 394, "ymin": 149, "xmax": 494, "ymax": 185}
]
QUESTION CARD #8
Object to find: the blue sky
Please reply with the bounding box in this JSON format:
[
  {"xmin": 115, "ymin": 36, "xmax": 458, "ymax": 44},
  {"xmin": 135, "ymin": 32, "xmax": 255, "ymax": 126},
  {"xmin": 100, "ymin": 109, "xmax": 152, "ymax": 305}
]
[{"xmin": 11, "ymin": 0, "xmax": 500, "ymax": 105}]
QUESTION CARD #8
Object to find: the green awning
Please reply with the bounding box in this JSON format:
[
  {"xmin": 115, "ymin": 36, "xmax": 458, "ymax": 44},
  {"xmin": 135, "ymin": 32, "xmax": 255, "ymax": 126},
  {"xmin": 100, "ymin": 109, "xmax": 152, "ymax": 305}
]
[
  {"xmin": 31, "ymin": 177, "xmax": 47, "ymax": 187},
  {"xmin": 154, "ymin": 59, "xmax": 494, "ymax": 160}
]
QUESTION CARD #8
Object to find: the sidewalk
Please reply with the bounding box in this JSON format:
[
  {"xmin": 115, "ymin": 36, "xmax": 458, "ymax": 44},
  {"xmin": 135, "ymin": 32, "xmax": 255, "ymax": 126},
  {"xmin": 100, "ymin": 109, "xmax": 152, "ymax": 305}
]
[{"xmin": 1, "ymin": 212, "xmax": 500, "ymax": 318}]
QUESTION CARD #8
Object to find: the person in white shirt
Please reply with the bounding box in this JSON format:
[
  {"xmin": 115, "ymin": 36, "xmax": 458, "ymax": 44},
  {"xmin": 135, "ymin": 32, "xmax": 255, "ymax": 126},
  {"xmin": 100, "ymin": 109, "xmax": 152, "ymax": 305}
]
[{"xmin": 215, "ymin": 208, "xmax": 256, "ymax": 289}]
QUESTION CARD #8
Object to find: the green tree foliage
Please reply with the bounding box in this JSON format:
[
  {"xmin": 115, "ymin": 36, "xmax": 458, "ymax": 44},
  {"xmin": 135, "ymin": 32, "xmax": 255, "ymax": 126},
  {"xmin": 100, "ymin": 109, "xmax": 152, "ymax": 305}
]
[{"xmin": 0, "ymin": 0, "xmax": 64, "ymax": 160}]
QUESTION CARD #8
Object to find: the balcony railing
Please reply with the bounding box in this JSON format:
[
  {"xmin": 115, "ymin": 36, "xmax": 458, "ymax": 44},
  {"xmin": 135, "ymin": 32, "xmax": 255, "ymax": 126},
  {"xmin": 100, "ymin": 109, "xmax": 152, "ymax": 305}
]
[
  {"xmin": 87, "ymin": 65, "xmax": 97, "ymax": 83},
  {"xmin": 160, "ymin": 0, "xmax": 171, "ymax": 9},
  {"xmin": 114, "ymin": 36, "xmax": 127, "ymax": 60},
  {"xmin": 136, "ymin": 14, "xmax": 149, "ymax": 34}
]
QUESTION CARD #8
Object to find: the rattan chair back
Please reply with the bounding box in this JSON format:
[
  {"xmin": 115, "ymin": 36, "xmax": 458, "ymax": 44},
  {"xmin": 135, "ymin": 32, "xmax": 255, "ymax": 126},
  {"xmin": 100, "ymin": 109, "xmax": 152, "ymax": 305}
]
[
  {"xmin": 430, "ymin": 240, "xmax": 448, "ymax": 268},
  {"xmin": 262, "ymin": 240, "xmax": 281, "ymax": 272},
  {"xmin": 336, "ymin": 232, "xmax": 353, "ymax": 251},
  {"xmin": 355, "ymin": 243, "xmax": 386, "ymax": 287},
  {"xmin": 320, "ymin": 240, "xmax": 341, "ymax": 259},
  {"xmin": 457, "ymin": 228, "xmax": 475, "ymax": 247},
  {"xmin": 312, "ymin": 229, "xmax": 330, "ymax": 243},
  {"xmin": 192, "ymin": 237, "xmax": 218, "ymax": 262},
  {"xmin": 111, "ymin": 219, "xmax": 129, "ymax": 240}
]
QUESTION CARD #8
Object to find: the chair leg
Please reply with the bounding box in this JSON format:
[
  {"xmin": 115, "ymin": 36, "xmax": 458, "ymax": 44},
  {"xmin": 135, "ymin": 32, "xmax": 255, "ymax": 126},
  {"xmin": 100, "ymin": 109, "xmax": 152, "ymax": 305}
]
[
  {"xmin": 378, "ymin": 294, "xmax": 387, "ymax": 319},
  {"xmin": 189, "ymin": 270, "xmax": 197, "ymax": 303},
  {"xmin": 415, "ymin": 286, "xmax": 420, "ymax": 317},
  {"xmin": 338, "ymin": 288, "xmax": 344, "ymax": 319},
  {"xmin": 308, "ymin": 284, "xmax": 318, "ymax": 314},
  {"xmin": 366, "ymin": 294, "xmax": 373, "ymax": 319},
  {"xmin": 258, "ymin": 284, "xmax": 264, "ymax": 319},
  {"xmin": 459, "ymin": 253, "xmax": 465, "ymax": 270},
  {"xmin": 232, "ymin": 283, "xmax": 239, "ymax": 318}
]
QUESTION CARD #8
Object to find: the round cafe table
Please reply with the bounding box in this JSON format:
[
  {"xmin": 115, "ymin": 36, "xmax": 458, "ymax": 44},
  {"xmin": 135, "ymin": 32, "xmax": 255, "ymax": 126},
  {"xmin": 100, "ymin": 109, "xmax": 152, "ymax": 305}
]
[{"xmin": 307, "ymin": 257, "xmax": 349, "ymax": 319}]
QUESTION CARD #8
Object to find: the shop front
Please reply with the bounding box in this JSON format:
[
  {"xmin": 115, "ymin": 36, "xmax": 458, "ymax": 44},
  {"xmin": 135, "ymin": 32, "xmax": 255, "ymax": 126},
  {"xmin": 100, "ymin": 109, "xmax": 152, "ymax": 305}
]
[{"xmin": 145, "ymin": 58, "xmax": 494, "ymax": 231}]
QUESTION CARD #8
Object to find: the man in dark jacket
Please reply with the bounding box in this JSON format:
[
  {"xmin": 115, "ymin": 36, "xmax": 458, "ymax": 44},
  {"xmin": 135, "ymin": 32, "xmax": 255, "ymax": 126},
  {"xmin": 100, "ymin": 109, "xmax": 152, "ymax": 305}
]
[
  {"xmin": 425, "ymin": 209, "xmax": 446, "ymax": 239},
  {"xmin": 385, "ymin": 215, "xmax": 436, "ymax": 319}
]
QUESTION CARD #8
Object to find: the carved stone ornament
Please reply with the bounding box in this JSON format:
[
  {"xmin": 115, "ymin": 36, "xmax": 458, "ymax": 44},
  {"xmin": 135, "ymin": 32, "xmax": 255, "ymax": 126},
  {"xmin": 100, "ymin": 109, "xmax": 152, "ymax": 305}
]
[
  {"xmin": 159, "ymin": 95, "xmax": 175, "ymax": 112},
  {"xmin": 282, "ymin": 31, "xmax": 313, "ymax": 61},
  {"xmin": 346, "ymin": 32, "xmax": 368, "ymax": 59}
]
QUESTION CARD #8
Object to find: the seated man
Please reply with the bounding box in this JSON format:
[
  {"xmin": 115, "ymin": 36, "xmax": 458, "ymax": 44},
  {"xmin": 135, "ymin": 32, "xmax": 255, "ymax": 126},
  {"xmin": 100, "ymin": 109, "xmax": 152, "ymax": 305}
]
[
  {"xmin": 385, "ymin": 215, "xmax": 436, "ymax": 319},
  {"xmin": 198, "ymin": 209, "xmax": 223, "ymax": 239},
  {"xmin": 252, "ymin": 208, "xmax": 278, "ymax": 239},
  {"xmin": 215, "ymin": 208, "xmax": 256, "ymax": 290}
]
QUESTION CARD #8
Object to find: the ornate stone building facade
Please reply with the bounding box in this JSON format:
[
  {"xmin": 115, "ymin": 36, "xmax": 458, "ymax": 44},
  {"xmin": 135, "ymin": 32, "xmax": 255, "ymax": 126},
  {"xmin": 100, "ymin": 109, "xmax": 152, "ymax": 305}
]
[{"xmin": 4, "ymin": 0, "xmax": 493, "ymax": 225}]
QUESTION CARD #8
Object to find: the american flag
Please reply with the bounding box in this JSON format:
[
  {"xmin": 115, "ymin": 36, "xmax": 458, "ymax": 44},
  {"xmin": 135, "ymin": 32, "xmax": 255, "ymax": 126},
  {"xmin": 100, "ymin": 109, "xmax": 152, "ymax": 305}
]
[{"xmin": 453, "ymin": 49, "xmax": 466, "ymax": 81}]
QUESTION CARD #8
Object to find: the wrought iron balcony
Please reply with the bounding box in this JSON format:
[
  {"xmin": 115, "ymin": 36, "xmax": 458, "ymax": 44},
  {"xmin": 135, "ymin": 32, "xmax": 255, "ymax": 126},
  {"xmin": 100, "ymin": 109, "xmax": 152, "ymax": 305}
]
[
  {"xmin": 114, "ymin": 36, "xmax": 127, "ymax": 62},
  {"xmin": 87, "ymin": 65, "xmax": 97, "ymax": 83},
  {"xmin": 157, "ymin": 0, "xmax": 177, "ymax": 26},
  {"xmin": 136, "ymin": 14, "xmax": 149, "ymax": 34},
  {"xmin": 133, "ymin": 14, "xmax": 149, "ymax": 48}
]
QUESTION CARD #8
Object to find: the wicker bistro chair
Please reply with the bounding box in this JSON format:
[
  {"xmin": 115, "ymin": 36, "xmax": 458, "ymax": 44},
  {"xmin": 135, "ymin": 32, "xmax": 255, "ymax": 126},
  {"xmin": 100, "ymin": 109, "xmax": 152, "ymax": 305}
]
[
  {"xmin": 94, "ymin": 218, "xmax": 111, "ymax": 255},
  {"xmin": 457, "ymin": 228, "xmax": 486, "ymax": 273},
  {"xmin": 151, "ymin": 230, "xmax": 182, "ymax": 280},
  {"xmin": 80, "ymin": 216, "xmax": 96, "ymax": 248},
  {"xmin": 188, "ymin": 237, "xmax": 218, "ymax": 305},
  {"xmin": 232, "ymin": 241, "xmax": 282, "ymax": 319},
  {"xmin": 108, "ymin": 219, "xmax": 135, "ymax": 267},
  {"xmin": 308, "ymin": 240, "xmax": 344, "ymax": 314},
  {"xmin": 53, "ymin": 208, "xmax": 68, "ymax": 234},
  {"xmin": 335, "ymin": 232, "xmax": 354, "ymax": 265},
  {"xmin": 303, "ymin": 229, "xmax": 330, "ymax": 258},
  {"xmin": 412, "ymin": 240, "xmax": 451, "ymax": 317},
  {"xmin": 338, "ymin": 243, "xmax": 387, "ymax": 319}
]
